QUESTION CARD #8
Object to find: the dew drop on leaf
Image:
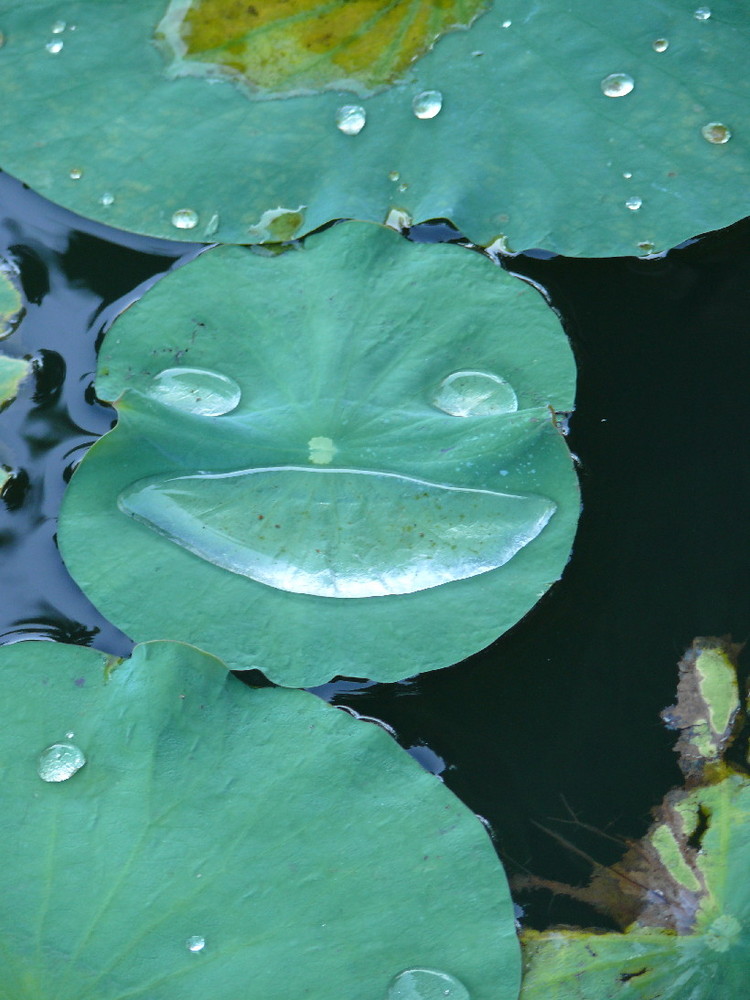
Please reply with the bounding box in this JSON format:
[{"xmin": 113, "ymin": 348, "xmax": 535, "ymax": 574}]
[
  {"xmin": 601, "ymin": 73, "xmax": 634, "ymax": 97},
  {"xmin": 148, "ymin": 367, "xmax": 241, "ymax": 416},
  {"xmin": 38, "ymin": 742, "xmax": 86, "ymax": 782},
  {"xmin": 335, "ymin": 105, "xmax": 366, "ymax": 135},
  {"xmin": 386, "ymin": 967, "xmax": 470, "ymax": 1000},
  {"xmin": 186, "ymin": 935, "xmax": 205, "ymax": 952},
  {"xmin": 171, "ymin": 208, "xmax": 199, "ymax": 230},
  {"xmin": 432, "ymin": 371, "xmax": 518, "ymax": 417},
  {"xmin": 412, "ymin": 90, "xmax": 443, "ymax": 119},
  {"xmin": 701, "ymin": 122, "xmax": 731, "ymax": 144}
]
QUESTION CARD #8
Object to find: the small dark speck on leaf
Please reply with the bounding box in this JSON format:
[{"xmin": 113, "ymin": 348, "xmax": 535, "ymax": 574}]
[
  {"xmin": 619, "ymin": 969, "xmax": 648, "ymax": 983},
  {"xmin": 74, "ymin": 677, "xmax": 86, "ymax": 687}
]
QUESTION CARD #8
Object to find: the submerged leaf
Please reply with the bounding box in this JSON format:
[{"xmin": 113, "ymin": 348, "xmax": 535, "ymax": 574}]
[
  {"xmin": 519, "ymin": 637, "xmax": 750, "ymax": 999},
  {"xmin": 0, "ymin": 354, "xmax": 31, "ymax": 410},
  {"xmin": 59, "ymin": 221, "xmax": 579, "ymax": 686},
  {"xmin": 0, "ymin": 639, "xmax": 520, "ymax": 1000},
  {"xmin": 0, "ymin": 3, "xmax": 748, "ymax": 253}
]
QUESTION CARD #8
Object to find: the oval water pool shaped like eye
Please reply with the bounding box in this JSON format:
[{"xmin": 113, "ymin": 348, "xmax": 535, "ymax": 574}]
[
  {"xmin": 118, "ymin": 467, "xmax": 555, "ymax": 598},
  {"xmin": 432, "ymin": 371, "xmax": 518, "ymax": 417},
  {"xmin": 148, "ymin": 367, "xmax": 241, "ymax": 416}
]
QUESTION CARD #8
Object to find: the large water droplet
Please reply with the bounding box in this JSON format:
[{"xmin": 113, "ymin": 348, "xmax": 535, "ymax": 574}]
[
  {"xmin": 625, "ymin": 196, "xmax": 642, "ymax": 211},
  {"xmin": 652, "ymin": 38, "xmax": 669, "ymax": 52},
  {"xmin": 118, "ymin": 468, "xmax": 556, "ymax": 598},
  {"xmin": 186, "ymin": 935, "xmax": 205, "ymax": 953},
  {"xmin": 386, "ymin": 968, "xmax": 470, "ymax": 1000},
  {"xmin": 601, "ymin": 73, "xmax": 634, "ymax": 97},
  {"xmin": 38, "ymin": 742, "xmax": 86, "ymax": 782},
  {"xmin": 701, "ymin": 122, "xmax": 731, "ymax": 144},
  {"xmin": 45, "ymin": 39, "xmax": 63, "ymax": 53},
  {"xmin": 335, "ymin": 105, "xmax": 366, "ymax": 135},
  {"xmin": 148, "ymin": 368, "xmax": 241, "ymax": 416},
  {"xmin": 412, "ymin": 90, "xmax": 443, "ymax": 119},
  {"xmin": 432, "ymin": 371, "xmax": 518, "ymax": 417},
  {"xmin": 694, "ymin": 6, "xmax": 711, "ymax": 19},
  {"xmin": 171, "ymin": 208, "xmax": 199, "ymax": 230}
]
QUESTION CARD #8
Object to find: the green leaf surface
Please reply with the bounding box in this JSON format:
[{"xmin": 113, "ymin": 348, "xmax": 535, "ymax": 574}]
[
  {"xmin": 519, "ymin": 774, "xmax": 750, "ymax": 999},
  {"xmin": 58, "ymin": 221, "xmax": 579, "ymax": 686},
  {"xmin": 0, "ymin": 262, "xmax": 23, "ymax": 339},
  {"xmin": 0, "ymin": 639, "xmax": 520, "ymax": 1000},
  {"xmin": 1, "ymin": 2, "xmax": 748, "ymax": 253},
  {"xmin": 0, "ymin": 354, "xmax": 31, "ymax": 410}
]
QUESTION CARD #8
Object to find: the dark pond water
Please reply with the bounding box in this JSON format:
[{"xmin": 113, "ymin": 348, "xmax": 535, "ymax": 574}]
[{"xmin": 1, "ymin": 169, "xmax": 748, "ymax": 929}]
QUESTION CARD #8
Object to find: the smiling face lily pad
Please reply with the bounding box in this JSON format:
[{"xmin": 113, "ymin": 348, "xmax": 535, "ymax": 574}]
[
  {"xmin": 0, "ymin": 639, "xmax": 520, "ymax": 1000},
  {"xmin": 58, "ymin": 221, "xmax": 578, "ymax": 686},
  {"xmin": 0, "ymin": 2, "xmax": 748, "ymax": 253}
]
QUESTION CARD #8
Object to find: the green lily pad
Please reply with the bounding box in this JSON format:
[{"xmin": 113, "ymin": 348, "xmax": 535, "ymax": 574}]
[
  {"xmin": 0, "ymin": 638, "xmax": 520, "ymax": 999},
  {"xmin": 0, "ymin": 354, "xmax": 31, "ymax": 409},
  {"xmin": 58, "ymin": 222, "xmax": 578, "ymax": 686},
  {"xmin": 1, "ymin": 2, "xmax": 748, "ymax": 253}
]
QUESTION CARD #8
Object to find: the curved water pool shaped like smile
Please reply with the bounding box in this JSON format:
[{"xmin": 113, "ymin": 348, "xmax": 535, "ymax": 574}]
[{"xmin": 118, "ymin": 466, "xmax": 556, "ymax": 598}]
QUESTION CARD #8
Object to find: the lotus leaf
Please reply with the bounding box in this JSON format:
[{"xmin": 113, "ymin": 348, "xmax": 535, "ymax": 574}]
[
  {"xmin": 0, "ymin": 354, "xmax": 31, "ymax": 410},
  {"xmin": 58, "ymin": 221, "xmax": 579, "ymax": 686},
  {"xmin": 0, "ymin": 262, "xmax": 23, "ymax": 339},
  {"xmin": 0, "ymin": 639, "xmax": 520, "ymax": 999},
  {"xmin": 0, "ymin": 2, "xmax": 748, "ymax": 253}
]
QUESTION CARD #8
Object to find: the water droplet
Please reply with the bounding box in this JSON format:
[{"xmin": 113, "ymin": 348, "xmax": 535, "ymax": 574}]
[
  {"xmin": 701, "ymin": 121, "xmax": 731, "ymax": 144},
  {"xmin": 186, "ymin": 935, "xmax": 205, "ymax": 953},
  {"xmin": 118, "ymin": 467, "xmax": 555, "ymax": 598},
  {"xmin": 433, "ymin": 371, "xmax": 518, "ymax": 417},
  {"xmin": 388, "ymin": 170, "xmax": 400, "ymax": 182},
  {"xmin": 412, "ymin": 90, "xmax": 443, "ymax": 119},
  {"xmin": 694, "ymin": 6, "xmax": 711, "ymax": 19},
  {"xmin": 397, "ymin": 183, "xmax": 409, "ymax": 193},
  {"xmin": 652, "ymin": 38, "xmax": 669, "ymax": 52},
  {"xmin": 203, "ymin": 213, "xmax": 220, "ymax": 237},
  {"xmin": 622, "ymin": 171, "xmax": 633, "ymax": 179},
  {"xmin": 335, "ymin": 105, "xmax": 366, "ymax": 135},
  {"xmin": 171, "ymin": 208, "xmax": 199, "ymax": 230},
  {"xmin": 637, "ymin": 241, "xmax": 656, "ymax": 253},
  {"xmin": 625, "ymin": 196, "xmax": 642, "ymax": 211},
  {"xmin": 51, "ymin": 19, "xmax": 66, "ymax": 33},
  {"xmin": 100, "ymin": 192, "xmax": 114, "ymax": 207},
  {"xmin": 148, "ymin": 368, "xmax": 241, "ymax": 416},
  {"xmin": 65, "ymin": 731, "xmax": 75, "ymax": 739},
  {"xmin": 69, "ymin": 167, "xmax": 83, "ymax": 180},
  {"xmin": 386, "ymin": 968, "xmax": 470, "ymax": 1000},
  {"xmin": 601, "ymin": 73, "xmax": 634, "ymax": 97},
  {"xmin": 471, "ymin": 50, "xmax": 483, "ymax": 57},
  {"xmin": 38, "ymin": 742, "xmax": 86, "ymax": 782},
  {"xmin": 502, "ymin": 19, "xmax": 512, "ymax": 27},
  {"xmin": 45, "ymin": 39, "xmax": 63, "ymax": 54}
]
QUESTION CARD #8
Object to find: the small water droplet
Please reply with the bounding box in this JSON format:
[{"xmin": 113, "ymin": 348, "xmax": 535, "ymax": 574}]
[
  {"xmin": 386, "ymin": 968, "xmax": 470, "ymax": 1000},
  {"xmin": 601, "ymin": 73, "xmax": 634, "ymax": 97},
  {"xmin": 471, "ymin": 49, "xmax": 483, "ymax": 57},
  {"xmin": 51, "ymin": 19, "xmax": 66, "ymax": 33},
  {"xmin": 637, "ymin": 241, "xmax": 656, "ymax": 253},
  {"xmin": 171, "ymin": 208, "xmax": 199, "ymax": 230},
  {"xmin": 397, "ymin": 183, "xmax": 409, "ymax": 192},
  {"xmin": 38, "ymin": 742, "xmax": 86, "ymax": 782},
  {"xmin": 388, "ymin": 171, "xmax": 400, "ymax": 182},
  {"xmin": 65, "ymin": 731, "xmax": 75, "ymax": 739},
  {"xmin": 335, "ymin": 105, "xmax": 366, "ymax": 135},
  {"xmin": 186, "ymin": 935, "xmax": 205, "ymax": 953},
  {"xmin": 203, "ymin": 213, "xmax": 220, "ymax": 237},
  {"xmin": 100, "ymin": 192, "xmax": 114, "ymax": 207},
  {"xmin": 412, "ymin": 90, "xmax": 443, "ymax": 119},
  {"xmin": 625, "ymin": 196, "xmax": 642, "ymax": 211},
  {"xmin": 69, "ymin": 167, "xmax": 83, "ymax": 180},
  {"xmin": 701, "ymin": 121, "xmax": 731, "ymax": 144},
  {"xmin": 622, "ymin": 171, "xmax": 633, "ymax": 179},
  {"xmin": 433, "ymin": 371, "xmax": 518, "ymax": 417},
  {"xmin": 45, "ymin": 39, "xmax": 63, "ymax": 53},
  {"xmin": 502, "ymin": 19, "xmax": 512, "ymax": 27},
  {"xmin": 652, "ymin": 38, "xmax": 669, "ymax": 52},
  {"xmin": 148, "ymin": 367, "xmax": 241, "ymax": 416},
  {"xmin": 694, "ymin": 6, "xmax": 711, "ymax": 19}
]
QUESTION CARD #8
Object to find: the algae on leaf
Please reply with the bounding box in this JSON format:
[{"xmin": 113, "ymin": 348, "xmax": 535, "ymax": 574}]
[
  {"xmin": 58, "ymin": 221, "xmax": 579, "ymax": 686},
  {"xmin": 0, "ymin": 2, "xmax": 748, "ymax": 253},
  {"xmin": 519, "ymin": 637, "xmax": 750, "ymax": 999},
  {"xmin": 0, "ymin": 639, "xmax": 520, "ymax": 1000}
]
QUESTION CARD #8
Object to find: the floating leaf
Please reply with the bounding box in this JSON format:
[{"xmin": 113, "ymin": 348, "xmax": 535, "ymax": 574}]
[
  {"xmin": 0, "ymin": 3, "xmax": 748, "ymax": 253},
  {"xmin": 0, "ymin": 639, "xmax": 520, "ymax": 999},
  {"xmin": 155, "ymin": 0, "xmax": 490, "ymax": 98},
  {"xmin": 519, "ymin": 637, "xmax": 750, "ymax": 999},
  {"xmin": 59, "ymin": 221, "xmax": 579, "ymax": 686},
  {"xmin": 0, "ymin": 354, "xmax": 31, "ymax": 409},
  {"xmin": 0, "ymin": 260, "xmax": 23, "ymax": 339}
]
